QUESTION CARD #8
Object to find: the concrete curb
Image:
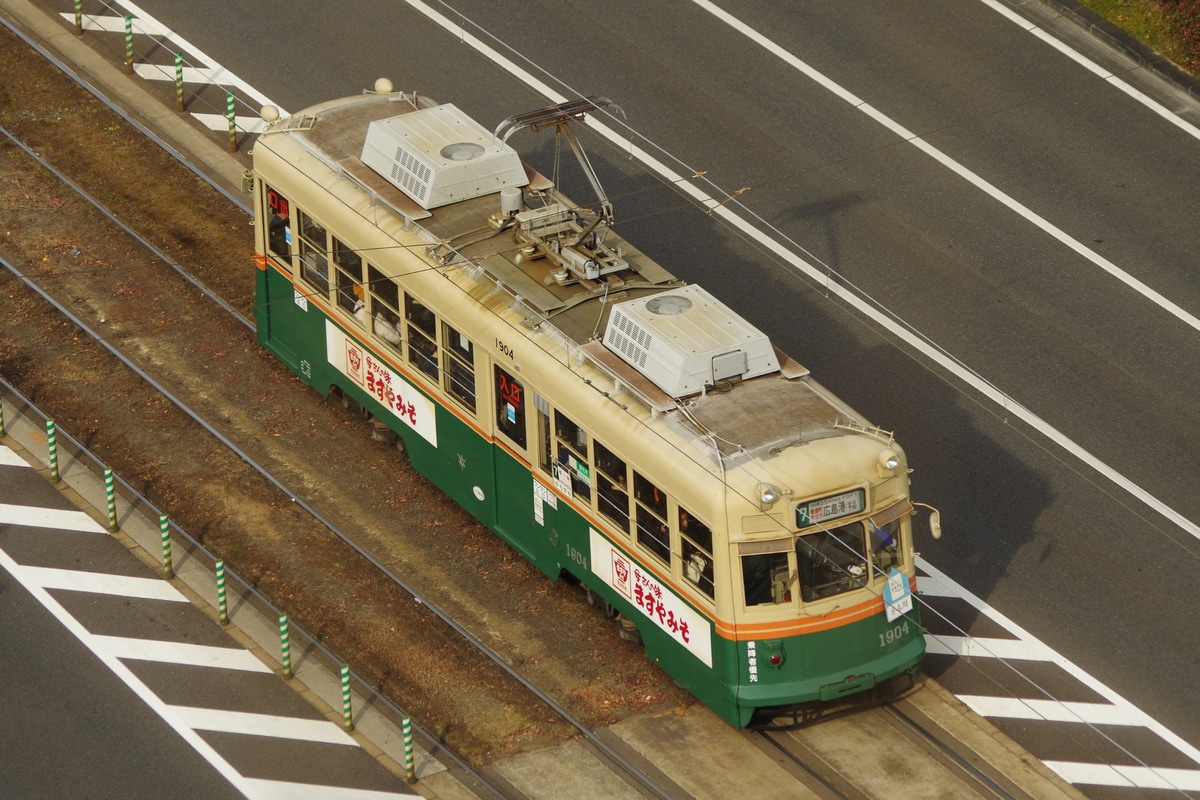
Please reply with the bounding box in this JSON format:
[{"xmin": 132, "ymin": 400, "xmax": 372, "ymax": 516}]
[{"xmin": 1031, "ymin": 0, "xmax": 1200, "ymax": 99}]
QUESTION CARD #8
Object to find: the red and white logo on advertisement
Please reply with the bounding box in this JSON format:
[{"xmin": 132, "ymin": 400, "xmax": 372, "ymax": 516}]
[
  {"xmin": 612, "ymin": 551, "xmax": 631, "ymax": 598},
  {"xmin": 346, "ymin": 342, "xmax": 363, "ymax": 384}
]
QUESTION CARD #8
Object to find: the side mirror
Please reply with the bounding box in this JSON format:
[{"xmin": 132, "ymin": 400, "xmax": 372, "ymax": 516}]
[{"xmin": 913, "ymin": 502, "xmax": 943, "ymax": 540}]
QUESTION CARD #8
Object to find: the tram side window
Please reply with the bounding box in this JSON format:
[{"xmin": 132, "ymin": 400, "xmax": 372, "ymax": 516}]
[
  {"xmin": 265, "ymin": 186, "xmax": 291, "ymax": 260},
  {"xmin": 796, "ymin": 522, "xmax": 868, "ymax": 601},
  {"xmin": 495, "ymin": 366, "xmax": 526, "ymax": 449},
  {"xmin": 680, "ymin": 508, "xmax": 714, "ymax": 599},
  {"xmin": 869, "ymin": 519, "xmax": 902, "ymax": 572},
  {"xmin": 367, "ymin": 266, "xmax": 402, "ymax": 350},
  {"xmin": 554, "ymin": 412, "xmax": 591, "ymax": 501},
  {"xmin": 405, "ymin": 294, "xmax": 439, "ymax": 381},
  {"xmin": 297, "ymin": 210, "xmax": 329, "ymax": 297},
  {"xmin": 442, "ymin": 323, "xmax": 476, "ymax": 412},
  {"xmin": 634, "ymin": 473, "xmax": 670, "ymax": 563},
  {"xmin": 333, "ymin": 238, "xmax": 365, "ymax": 324},
  {"xmin": 594, "ymin": 441, "xmax": 629, "ymax": 533},
  {"xmin": 743, "ymin": 552, "xmax": 791, "ymax": 606}
]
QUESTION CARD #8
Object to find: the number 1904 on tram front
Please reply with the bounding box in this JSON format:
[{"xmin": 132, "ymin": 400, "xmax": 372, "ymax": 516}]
[{"xmin": 250, "ymin": 81, "xmax": 941, "ymax": 728}]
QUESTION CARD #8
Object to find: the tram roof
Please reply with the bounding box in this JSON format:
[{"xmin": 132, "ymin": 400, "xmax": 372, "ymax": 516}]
[{"xmin": 263, "ymin": 92, "xmax": 888, "ymax": 463}]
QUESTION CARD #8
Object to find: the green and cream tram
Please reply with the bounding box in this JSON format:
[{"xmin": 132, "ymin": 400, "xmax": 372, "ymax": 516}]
[{"xmin": 251, "ymin": 83, "xmax": 931, "ymax": 726}]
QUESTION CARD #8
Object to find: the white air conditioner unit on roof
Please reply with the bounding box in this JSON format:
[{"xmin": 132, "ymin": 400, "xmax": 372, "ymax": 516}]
[
  {"xmin": 603, "ymin": 285, "xmax": 780, "ymax": 398},
  {"xmin": 360, "ymin": 103, "xmax": 528, "ymax": 209}
]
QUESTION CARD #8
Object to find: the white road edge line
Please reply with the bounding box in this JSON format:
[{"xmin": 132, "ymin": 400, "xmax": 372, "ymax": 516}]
[{"xmin": 980, "ymin": 0, "xmax": 1200, "ymax": 140}]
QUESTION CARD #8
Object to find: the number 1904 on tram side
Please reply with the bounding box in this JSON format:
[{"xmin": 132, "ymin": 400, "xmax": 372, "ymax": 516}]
[{"xmin": 250, "ymin": 81, "xmax": 938, "ymax": 728}]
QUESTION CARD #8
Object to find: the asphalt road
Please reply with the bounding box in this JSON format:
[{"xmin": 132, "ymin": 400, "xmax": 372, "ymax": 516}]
[
  {"xmin": 22, "ymin": 0, "xmax": 1200, "ymax": 790},
  {"xmin": 0, "ymin": 453, "xmax": 246, "ymax": 799}
]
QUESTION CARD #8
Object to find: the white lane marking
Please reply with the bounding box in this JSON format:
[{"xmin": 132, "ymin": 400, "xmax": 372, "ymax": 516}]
[
  {"xmin": 0, "ymin": 546, "xmax": 262, "ymax": 798},
  {"xmin": 92, "ymin": 634, "xmax": 274, "ymax": 673},
  {"xmin": 241, "ymin": 778, "xmax": 413, "ymax": 800},
  {"xmin": 20, "ymin": 564, "xmax": 187, "ymax": 601},
  {"xmin": 0, "ymin": 446, "xmax": 30, "ymax": 468},
  {"xmin": 0, "ymin": 502, "xmax": 106, "ymax": 533},
  {"xmin": 687, "ymin": 0, "xmax": 1200, "ymax": 334},
  {"xmin": 396, "ymin": 1, "xmax": 1200, "ymax": 546},
  {"xmin": 168, "ymin": 705, "xmax": 357, "ymax": 746},
  {"xmin": 958, "ymin": 696, "xmax": 1150, "ymax": 727},
  {"xmin": 1043, "ymin": 761, "xmax": 1200, "ymax": 791},
  {"xmin": 980, "ymin": 0, "xmax": 1200, "ymax": 140},
  {"xmin": 919, "ymin": 557, "xmax": 1200, "ymax": 770}
]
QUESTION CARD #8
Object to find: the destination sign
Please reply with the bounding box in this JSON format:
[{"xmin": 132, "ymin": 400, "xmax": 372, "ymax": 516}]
[{"xmin": 795, "ymin": 488, "xmax": 865, "ymax": 528}]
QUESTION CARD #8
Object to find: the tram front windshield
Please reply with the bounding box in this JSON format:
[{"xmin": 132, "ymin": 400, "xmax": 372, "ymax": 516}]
[
  {"xmin": 742, "ymin": 518, "xmax": 905, "ymax": 606},
  {"xmin": 795, "ymin": 518, "xmax": 902, "ymax": 602}
]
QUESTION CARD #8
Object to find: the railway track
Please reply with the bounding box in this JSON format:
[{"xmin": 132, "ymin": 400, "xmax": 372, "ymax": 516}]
[
  {"xmin": 754, "ymin": 697, "xmax": 1042, "ymax": 800},
  {"xmin": 0, "ymin": 11, "xmax": 1090, "ymax": 799}
]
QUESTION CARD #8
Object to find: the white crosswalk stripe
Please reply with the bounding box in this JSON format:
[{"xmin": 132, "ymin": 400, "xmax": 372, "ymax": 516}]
[
  {"xmin": 168, "ymin": 705, "xmax": 357, "ymax": 746},
  {"xmin": 20, "ymin": 564, "xmax": 188, "ymax": 601},
  {"xmin": 91, "ymin": 634, "xmax": 275, "ymax": 672},
  {"xmin": 919, "ymin": 557, "xmax": 1200, "ymax": 792},
  {"xmin": 0, "ymin": 502, "xmax": 106, "ymax": 533}
]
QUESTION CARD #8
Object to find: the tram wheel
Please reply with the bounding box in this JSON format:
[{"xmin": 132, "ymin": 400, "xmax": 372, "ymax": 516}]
[
  {"xmin": 616, "ymin": 614, "xmax": 642, "ymax": 645},
  {"xmin": 339, "ymin": 390, "xmax": 369, "ymax": 419},
  {"xmin": 585, "ymin": 587, "xmax": 617, "ymax": 618},
  {"xmin": 369, "ymin": 416, "xmax": 398, "ymax": 445}
]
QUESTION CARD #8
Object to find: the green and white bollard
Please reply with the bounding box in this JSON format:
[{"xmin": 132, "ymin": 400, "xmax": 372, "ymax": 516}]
[
  {"xmin": 124, "ymin": 15, "xmax": 133, "ymax": 74},
  {"xmin": 341, "ymin": 664, "xmax": 353, "ymax": 730},
  {"xmin": 46, "ymin": 419, "xmax": 59, "ymax": 482},
  {"xmin": 160, "ymin": 515, "xmax": 173, "ymax": 579},
  {"xmin": 402, "ymin": 715, "xmax": 415, "ymax": 783},
  {"xmin": 73, "ymin": 0, "xmax": 82, "ymax": 35},
  {"xmin": 104, "ymin": 468, "xmax": 118, "ymax": 531},
  {"xmin": 279, "ymin": 613, "xmax": 292, "ymax": 679},
  {"xmin": 175, "ymin": 53, "xmax": 185, "ymax": 112},
  {"xmin": 226, "ymin": 92, "xmax": 237, "ymax": 153},
  {"xmin": 215, "ymin": 559, "xmax": 228, "ymax": 625}
]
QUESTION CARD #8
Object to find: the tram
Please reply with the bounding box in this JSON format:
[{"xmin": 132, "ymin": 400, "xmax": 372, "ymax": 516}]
[{"xmin": 250, "ymin": 81, "xmax": 936, "ymax": 727}]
